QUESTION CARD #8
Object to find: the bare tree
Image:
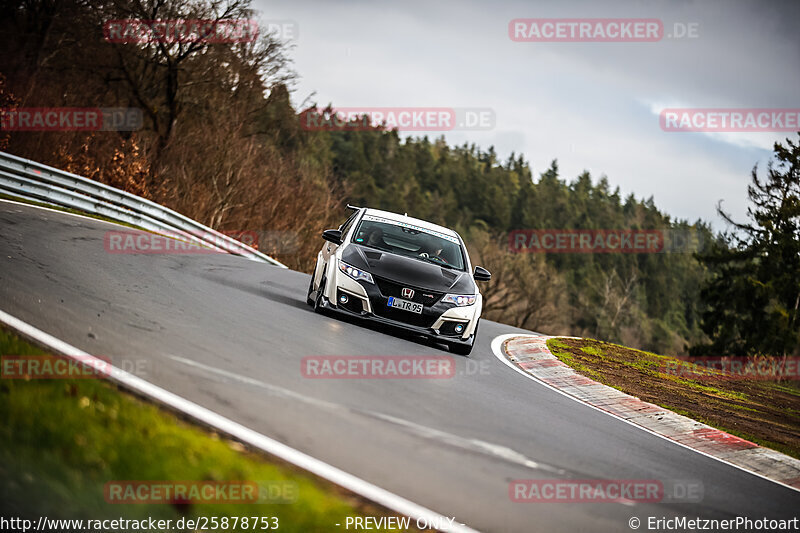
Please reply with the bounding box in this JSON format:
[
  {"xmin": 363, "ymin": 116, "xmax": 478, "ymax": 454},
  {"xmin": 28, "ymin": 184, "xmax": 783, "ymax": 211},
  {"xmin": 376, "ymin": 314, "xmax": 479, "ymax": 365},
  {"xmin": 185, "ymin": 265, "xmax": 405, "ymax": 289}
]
[{"xmin": 468, "ymin": 229, "xmax": 567, "ymax": 334}]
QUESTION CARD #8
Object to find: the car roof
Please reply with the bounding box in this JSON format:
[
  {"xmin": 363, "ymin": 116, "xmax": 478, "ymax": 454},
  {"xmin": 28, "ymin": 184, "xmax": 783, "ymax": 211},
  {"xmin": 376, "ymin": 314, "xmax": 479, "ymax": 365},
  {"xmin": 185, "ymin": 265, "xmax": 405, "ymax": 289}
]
[{"xmin": 361, "ymin": 208, "xmax": 460, "ymax": 239}]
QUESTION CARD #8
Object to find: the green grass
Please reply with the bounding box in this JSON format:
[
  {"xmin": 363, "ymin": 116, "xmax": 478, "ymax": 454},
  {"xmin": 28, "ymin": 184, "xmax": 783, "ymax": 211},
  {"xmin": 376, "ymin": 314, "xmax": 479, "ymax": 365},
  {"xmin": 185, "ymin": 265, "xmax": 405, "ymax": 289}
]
[
  {"xmin": 546, "ymin": 340, "xmax": 603, "ymax": 381},
  {"xmin": 579, "ymin": 345, "xmax": 602, "ymax": 356},
  {"xmin": 0, "ymin": 327, "xmax": 398, "ymax": 530},
  {"xmin": 763, "ymin": 382, "xmax": 800, "ymax": 397}
]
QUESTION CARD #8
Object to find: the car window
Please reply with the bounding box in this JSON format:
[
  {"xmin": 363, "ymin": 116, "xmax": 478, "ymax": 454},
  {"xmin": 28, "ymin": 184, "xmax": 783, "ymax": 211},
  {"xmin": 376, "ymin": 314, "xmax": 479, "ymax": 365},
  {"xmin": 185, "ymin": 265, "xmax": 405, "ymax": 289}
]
[{"xmin": 352, "ymin": 217, "xmax": 465, "ymax": 271}]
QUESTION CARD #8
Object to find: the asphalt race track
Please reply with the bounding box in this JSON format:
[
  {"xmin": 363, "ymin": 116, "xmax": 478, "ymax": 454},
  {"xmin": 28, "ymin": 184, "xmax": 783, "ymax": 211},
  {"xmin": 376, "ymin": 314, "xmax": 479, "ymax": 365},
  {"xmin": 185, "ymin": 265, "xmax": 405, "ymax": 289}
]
[{"xmin": 1, "ymin": 200, "xmax": 798, "ymax": 532}]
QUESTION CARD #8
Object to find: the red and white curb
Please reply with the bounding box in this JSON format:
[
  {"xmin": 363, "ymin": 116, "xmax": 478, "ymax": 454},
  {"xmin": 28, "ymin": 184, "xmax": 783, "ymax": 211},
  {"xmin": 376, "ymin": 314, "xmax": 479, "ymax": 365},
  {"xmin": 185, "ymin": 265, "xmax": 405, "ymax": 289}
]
[{"xmin": 492, "ymin": 334, "xmax": 800, "ymax": 492}]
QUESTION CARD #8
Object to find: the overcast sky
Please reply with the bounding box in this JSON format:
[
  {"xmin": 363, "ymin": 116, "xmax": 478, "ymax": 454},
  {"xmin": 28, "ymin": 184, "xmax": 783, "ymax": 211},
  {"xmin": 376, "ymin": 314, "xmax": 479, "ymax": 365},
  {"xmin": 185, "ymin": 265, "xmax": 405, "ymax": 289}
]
[{"xmin": 253, "ymin": 0, "xmax": 799, "ymax": 228}]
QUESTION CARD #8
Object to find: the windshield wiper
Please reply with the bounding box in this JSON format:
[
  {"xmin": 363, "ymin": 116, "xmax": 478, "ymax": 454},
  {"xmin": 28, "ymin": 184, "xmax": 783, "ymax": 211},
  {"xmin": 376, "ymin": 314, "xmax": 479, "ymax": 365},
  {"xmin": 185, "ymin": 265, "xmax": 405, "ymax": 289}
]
[{"xmin": 421, "ymin": 257, "xmax": 461, "ymax": 271}]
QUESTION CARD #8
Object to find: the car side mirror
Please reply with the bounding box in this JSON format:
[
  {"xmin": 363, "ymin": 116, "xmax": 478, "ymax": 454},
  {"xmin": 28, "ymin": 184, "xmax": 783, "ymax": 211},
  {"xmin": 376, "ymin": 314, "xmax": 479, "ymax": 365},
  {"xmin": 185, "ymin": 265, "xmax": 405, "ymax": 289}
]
[
  {"xmin": 473, "ymin": 266, "xmax": 492, "ymax": 281},
  {"xmin": 322, "ymin": 229, "xmax": 343, "ymax": 245}
]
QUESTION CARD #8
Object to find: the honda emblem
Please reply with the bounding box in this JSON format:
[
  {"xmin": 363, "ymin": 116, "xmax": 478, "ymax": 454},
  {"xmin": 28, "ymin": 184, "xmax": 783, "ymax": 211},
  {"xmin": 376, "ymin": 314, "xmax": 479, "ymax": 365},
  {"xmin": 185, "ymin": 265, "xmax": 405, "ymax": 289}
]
[{"xmin": 401, "ymin": 288, "xmax": 414, "ymax": 299}]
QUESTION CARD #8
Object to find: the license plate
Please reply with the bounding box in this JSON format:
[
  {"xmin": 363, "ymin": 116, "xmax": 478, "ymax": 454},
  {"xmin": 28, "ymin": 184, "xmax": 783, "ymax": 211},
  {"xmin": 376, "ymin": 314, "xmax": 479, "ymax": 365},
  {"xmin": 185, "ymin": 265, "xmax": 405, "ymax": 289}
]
[{"xmin": 387, "ymin": 297, "xmax": 423, "ymax": 314}]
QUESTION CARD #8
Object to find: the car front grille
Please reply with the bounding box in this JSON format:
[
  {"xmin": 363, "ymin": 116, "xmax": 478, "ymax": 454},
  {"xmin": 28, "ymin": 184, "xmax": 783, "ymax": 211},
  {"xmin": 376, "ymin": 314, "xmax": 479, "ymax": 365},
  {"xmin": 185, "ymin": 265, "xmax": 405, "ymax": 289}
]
[
  {"xmin": 371, "ymin": 276, "xmax": 441, "ymax": 328},
  {"xmin": 374, "ymin": 276, "xmax": 443, "ymax": 305}
]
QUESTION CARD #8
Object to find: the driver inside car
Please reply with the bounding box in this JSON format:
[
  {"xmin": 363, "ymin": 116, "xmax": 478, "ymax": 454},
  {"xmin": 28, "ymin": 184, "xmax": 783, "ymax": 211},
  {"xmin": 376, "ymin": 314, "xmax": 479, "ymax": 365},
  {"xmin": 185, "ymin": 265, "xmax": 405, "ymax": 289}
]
[
  {"xmin": 419, "ymin": 241, "xmax": 447, "ymax": 264},
  {"xmin": 366, "ymin": 226, "xmax": 385, "ymax": 248}
]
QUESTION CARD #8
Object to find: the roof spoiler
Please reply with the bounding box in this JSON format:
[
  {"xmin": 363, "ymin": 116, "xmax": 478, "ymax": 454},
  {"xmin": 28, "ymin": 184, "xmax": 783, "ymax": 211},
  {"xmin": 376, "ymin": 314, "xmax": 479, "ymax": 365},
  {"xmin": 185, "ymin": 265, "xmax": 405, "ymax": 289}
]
[{"xmin": 346, "ymin": 204, "xmax": 361, "ymax": 211}]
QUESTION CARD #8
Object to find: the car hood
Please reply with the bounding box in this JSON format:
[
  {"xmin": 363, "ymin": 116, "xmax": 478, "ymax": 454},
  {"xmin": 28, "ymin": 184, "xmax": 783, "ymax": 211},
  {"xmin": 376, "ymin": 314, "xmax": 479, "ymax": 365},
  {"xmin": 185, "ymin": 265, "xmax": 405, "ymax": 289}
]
[{"xmin": 342, "ymin": 245, "xmax": 475, "ymax": 294}]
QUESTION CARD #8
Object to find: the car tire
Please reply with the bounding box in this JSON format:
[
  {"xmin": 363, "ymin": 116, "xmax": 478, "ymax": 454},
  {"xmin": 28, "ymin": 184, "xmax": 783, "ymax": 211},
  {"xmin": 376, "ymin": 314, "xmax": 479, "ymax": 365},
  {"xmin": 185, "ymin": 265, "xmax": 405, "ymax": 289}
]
[
  {"xmin": 313, "ymin": 274, "xmax": 327, "ymax": 314},
  {"xmin": 306, "ymin": 268, "xmax": 316, "ymax": 306}
]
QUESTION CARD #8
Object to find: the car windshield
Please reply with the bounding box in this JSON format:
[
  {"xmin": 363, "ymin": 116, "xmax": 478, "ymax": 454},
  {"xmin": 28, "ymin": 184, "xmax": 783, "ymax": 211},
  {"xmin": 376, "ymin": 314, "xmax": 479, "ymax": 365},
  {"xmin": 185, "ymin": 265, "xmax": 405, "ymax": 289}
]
[{"xmin": 352, "ymin": 216, "xmax": 465, "ymax": 271}]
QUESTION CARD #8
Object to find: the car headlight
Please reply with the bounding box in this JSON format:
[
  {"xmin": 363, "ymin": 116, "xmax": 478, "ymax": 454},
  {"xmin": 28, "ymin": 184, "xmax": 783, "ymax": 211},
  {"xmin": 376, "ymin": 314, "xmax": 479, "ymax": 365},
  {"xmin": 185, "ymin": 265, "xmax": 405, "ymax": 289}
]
[
  {"xmin": 338, "ymin": 260, "xmax": 374, "ymax": 284},
  {"xmin": 442, "ymin": 294, "xmax": 476, "ymax": 306}
]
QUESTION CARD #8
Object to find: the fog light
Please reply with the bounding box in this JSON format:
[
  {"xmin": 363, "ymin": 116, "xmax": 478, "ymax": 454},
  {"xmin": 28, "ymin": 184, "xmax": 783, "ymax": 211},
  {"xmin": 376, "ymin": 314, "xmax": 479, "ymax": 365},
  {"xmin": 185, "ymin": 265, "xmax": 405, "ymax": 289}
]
[
  {"xmin": 339, "ymin": 294, "xmax": 349, "ymax": 304},
  {"xmin": 454, "ymin": 324, "xmax": 464, "ymax": 333}
]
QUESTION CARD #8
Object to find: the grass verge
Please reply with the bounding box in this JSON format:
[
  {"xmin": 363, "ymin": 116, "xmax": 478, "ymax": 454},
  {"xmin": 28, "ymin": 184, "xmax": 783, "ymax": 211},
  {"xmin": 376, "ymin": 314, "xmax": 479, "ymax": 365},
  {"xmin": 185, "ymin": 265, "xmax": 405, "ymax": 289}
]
[
  {"xmin": 546, "ymin": 337, "xmax": 800, "ymax": 459},
  {"xmin": 0, "ymin": 326, "xmax": 402, "ymax": 531},
  {"xmin": 0, "ymin": 192, "xmax": 140, "ymax": 228},
  {"xmin": 1, "ymin": 193, "xmax": 234, "ymax": 252}
]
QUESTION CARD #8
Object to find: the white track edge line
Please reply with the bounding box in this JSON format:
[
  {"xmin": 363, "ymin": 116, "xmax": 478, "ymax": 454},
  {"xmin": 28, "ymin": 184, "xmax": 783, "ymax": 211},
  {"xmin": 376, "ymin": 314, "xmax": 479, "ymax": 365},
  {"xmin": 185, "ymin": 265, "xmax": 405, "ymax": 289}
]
[
  {"xmin": 490, "ymin": 333, "xmax": 800, "ymax": 494},
  {"xmin": 0, "ymin": 308, "xmax": 479, "ymax": 533},
  {"xmin": 1, "ymin": 197, "xmax": 130, "ymax": 226}
]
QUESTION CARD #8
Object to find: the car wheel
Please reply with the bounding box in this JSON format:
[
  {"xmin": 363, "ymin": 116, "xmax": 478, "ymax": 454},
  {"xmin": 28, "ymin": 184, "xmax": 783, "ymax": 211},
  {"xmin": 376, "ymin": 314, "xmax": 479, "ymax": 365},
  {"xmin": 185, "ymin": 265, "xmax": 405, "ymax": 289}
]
[
  {"xmin": 313, "ymin": 274, "xmax": 327, "ymax": 314},
  {"xmin": 306, "ymin": 268, "xmax": 316, "ymax": 306}
]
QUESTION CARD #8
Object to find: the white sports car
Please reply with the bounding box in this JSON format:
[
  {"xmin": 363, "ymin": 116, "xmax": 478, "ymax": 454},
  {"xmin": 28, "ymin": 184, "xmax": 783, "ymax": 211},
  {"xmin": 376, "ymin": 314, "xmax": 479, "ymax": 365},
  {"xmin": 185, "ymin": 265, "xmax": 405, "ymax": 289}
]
[{"xmin": 307, "ymin": 207, "xmax": 491, "ymax": 355}]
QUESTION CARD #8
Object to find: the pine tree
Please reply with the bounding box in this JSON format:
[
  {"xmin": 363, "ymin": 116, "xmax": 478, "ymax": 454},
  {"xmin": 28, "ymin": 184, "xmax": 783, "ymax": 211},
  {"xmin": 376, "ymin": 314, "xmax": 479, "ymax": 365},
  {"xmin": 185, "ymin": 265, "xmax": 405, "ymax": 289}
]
[{"xmin": 694, "ymin": 134, "xmax": 800, "ymax": 356}]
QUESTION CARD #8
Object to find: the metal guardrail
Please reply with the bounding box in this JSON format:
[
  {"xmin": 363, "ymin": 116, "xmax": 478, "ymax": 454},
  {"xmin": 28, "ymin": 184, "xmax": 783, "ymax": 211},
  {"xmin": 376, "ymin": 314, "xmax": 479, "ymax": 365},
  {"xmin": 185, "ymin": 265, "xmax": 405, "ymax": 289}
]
[{"xmin": 0, "ymin": 151, "xmax": 286, "ymax": 267}]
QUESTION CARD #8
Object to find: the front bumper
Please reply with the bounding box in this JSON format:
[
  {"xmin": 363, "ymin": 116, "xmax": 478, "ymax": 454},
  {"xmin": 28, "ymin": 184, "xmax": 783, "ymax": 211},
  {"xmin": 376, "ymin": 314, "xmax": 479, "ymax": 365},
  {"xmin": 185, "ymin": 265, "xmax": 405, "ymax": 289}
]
[
  {"xmin": 318, "ymin": 297, "xmax": 477, "ymax": 349},
  {"xmin": 322, "ymin": 270, "xmax": 477, "ymax": 345}
]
